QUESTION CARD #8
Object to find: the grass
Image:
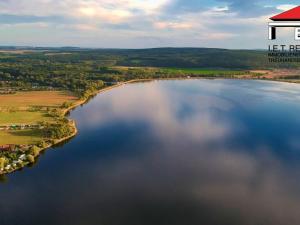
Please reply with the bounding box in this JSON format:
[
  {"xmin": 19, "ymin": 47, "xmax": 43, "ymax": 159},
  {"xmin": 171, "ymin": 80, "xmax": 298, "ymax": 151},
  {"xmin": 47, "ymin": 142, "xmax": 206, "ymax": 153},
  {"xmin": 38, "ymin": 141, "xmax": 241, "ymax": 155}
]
[
  {"xmin": 0, "ymin": 91, "xmax": 78, "ymax": 109},
  {"xmin": 0, "ymin": 111, "xmax": 53, "ymax": 125},
  {"xmin": 160, "ymin": 68, "xmax": 247, "ymax": 76},
  {"xmin": 0, "ymin": 130, "xmax": 44, "ymax": 145}
]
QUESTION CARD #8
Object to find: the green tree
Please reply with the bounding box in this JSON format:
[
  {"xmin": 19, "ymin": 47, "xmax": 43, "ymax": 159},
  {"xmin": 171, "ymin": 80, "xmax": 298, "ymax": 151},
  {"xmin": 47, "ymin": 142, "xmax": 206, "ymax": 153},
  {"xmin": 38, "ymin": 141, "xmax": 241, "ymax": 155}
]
[
  {"xmin": 0, "ymin": 157, "xmax": 6, "ymax": 169},
  {"xmin": 27, "ymin": 155, "xmax": 35, "ymax": 163},
  {"xmin": 29, "ymin": 146, "xmax": 40, "ymax": 157}
]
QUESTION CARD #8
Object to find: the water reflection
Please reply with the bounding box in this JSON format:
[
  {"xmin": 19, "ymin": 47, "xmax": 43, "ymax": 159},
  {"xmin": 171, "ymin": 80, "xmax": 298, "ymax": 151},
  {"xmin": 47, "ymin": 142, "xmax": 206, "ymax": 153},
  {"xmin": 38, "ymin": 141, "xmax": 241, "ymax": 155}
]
[{"xmin": 1, "ymin": 80, "xmax": 300, "ymax": 225}]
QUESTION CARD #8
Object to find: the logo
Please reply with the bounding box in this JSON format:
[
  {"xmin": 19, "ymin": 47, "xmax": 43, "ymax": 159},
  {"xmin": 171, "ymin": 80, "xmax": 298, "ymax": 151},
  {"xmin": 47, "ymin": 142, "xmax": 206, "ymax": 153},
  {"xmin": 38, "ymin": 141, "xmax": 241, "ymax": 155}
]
[
  {"xmin": 268, "ymin": 6, "xmax": 300, "ymax": 40},
  {"xmin": 268, "ymin": 6, "xmax": 300, "ymax": 63}
]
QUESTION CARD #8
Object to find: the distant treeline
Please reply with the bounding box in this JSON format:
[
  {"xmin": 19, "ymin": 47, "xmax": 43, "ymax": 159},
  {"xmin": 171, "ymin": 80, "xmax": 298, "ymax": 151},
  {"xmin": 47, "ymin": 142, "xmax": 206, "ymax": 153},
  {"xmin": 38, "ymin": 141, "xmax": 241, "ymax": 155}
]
[
  {"xmin": 2, "ymin": 47, "xmax": 296, "ymax": 69},
  {"xmin": 1, "ymin": 47, "xmax": 298, "ymax": 69}
]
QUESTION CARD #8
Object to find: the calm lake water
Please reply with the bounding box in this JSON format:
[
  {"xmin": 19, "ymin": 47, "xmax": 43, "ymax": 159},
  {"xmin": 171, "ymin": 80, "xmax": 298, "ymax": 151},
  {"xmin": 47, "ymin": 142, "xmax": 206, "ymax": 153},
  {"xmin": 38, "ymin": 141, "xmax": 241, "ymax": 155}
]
[{"xmin": 1, "ymin": 80, "xmax": 300, "ymax": 225}]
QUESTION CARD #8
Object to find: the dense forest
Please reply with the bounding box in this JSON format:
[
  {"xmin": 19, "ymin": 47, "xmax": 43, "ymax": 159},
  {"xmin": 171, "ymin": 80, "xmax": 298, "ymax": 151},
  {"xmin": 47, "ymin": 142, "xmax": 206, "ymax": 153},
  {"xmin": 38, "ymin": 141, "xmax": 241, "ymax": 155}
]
[{"xmin": 0, "ymin": 47, "xmax": 292, "ymax": 69}]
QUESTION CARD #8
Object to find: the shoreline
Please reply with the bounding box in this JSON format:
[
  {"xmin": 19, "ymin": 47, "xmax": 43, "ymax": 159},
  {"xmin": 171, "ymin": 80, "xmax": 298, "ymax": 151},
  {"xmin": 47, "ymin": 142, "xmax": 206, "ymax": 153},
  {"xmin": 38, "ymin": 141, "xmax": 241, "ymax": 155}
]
[
  {"xmin": 0, "ymin": 79, "xmax": 147, "ymax": 175},
  {"xmin": 1, "ymin": 77, "xmax": 299, "ymax": 175}
]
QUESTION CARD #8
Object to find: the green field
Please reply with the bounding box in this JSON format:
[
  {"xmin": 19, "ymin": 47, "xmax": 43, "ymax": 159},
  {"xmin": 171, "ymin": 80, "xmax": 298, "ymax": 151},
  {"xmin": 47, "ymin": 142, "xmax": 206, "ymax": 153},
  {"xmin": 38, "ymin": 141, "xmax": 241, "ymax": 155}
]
[
  {"xmin": 0, "ymin": 91, "xmax": 77, "ymax": 109},
  {"xmin": 0, "ymin": 130, "xmax": 44, "ymax": 145},
  {"xmin": 0, "ymin": 111, "xmax": 52, "ymax": 126},
  {"xmin": 160, "ymin": 68, "xmax": 247, "ymax": 76}
]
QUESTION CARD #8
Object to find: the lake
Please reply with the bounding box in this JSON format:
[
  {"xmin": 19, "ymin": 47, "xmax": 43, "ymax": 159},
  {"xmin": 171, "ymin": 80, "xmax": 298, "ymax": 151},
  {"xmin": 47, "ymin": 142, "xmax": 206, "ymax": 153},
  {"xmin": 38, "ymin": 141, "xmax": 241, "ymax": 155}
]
[{"xmin": 1, "ymin": 79, "xmax": 300, "ymax": 225}]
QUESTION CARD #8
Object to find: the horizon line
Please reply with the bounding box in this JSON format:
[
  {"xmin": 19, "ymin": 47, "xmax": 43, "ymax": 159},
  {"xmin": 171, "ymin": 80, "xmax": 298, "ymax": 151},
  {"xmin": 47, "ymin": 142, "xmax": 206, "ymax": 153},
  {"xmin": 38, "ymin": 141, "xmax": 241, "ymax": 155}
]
[{"xmin": 0, "ymin": 46, "xmax": 265, "ymax": 51}]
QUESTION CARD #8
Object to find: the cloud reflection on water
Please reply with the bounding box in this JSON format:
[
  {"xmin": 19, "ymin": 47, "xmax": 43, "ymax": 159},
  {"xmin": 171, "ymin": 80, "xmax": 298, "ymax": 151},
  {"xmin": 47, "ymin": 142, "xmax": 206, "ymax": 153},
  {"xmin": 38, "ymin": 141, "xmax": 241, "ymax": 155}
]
[
  {"xmin": 2, "ymin": 80, "xmax": 300, "ymax": 225},
  {"xmin": 75, "ymin": 81, "xmax": 237, "ymax": 143}
]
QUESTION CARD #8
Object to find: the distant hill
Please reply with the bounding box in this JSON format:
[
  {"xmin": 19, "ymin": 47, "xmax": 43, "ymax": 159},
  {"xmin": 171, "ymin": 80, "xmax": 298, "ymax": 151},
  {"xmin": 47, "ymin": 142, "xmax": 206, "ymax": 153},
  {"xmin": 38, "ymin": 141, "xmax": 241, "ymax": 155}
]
[
  {"xmin": 107, "ymin": 48, "xmax": 271, "ymax": 69},
  {"xmin": 0, "ymin": 47, "xmax": 297, "ymax": 69}
]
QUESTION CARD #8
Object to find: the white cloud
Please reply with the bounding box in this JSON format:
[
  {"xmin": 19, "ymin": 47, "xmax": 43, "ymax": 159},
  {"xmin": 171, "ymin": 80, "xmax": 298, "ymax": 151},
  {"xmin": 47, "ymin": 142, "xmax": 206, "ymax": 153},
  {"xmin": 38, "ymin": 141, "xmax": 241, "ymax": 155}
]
[
  {"xmin": 276, "ymin": 4, "xmax": 297, "ymax": 11},
  {"xmin": 212, "ymin": 6, "xmax": 229, "ymax": 12},
  {"xmin": 0, "ymin": 0, "xmax": 292, "ymax": 48},
  {"xmin": 198, "ymin": 32, "xmax": 237, "ymax": 40},
  {"xmin": 153, "ymin": 21, "xmax": 193, "ymax": 30}
]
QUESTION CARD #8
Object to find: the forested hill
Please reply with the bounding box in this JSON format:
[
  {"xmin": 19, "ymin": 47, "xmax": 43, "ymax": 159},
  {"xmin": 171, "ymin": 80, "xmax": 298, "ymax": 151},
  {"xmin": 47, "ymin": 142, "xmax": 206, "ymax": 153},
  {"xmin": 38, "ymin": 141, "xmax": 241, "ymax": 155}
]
[
  {"xmin": 0, "ymin": 47, "xmax": 294, "ymax": 69},
  {"xmin": 103, "ymin": 48, "xmax": 270, "ymax": 69}
]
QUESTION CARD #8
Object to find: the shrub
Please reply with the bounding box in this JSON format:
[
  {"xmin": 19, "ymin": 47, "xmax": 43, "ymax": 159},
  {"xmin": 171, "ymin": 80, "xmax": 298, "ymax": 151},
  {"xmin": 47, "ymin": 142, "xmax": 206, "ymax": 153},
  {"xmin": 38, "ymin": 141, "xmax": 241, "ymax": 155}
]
[
  {"xmin": 38, "ymin": 141, "xmax": 47, "ymax": 148},
  {"xmin": 27, "ymin": 155, "xmax": 35, "ymax": 163},
  {"xmin": 0, "ymin": 157, "xmax": 6, "ymax": 169},
  {"xmin": 29, "ymin": 146, "xmax": 40, "ymax": 157}
]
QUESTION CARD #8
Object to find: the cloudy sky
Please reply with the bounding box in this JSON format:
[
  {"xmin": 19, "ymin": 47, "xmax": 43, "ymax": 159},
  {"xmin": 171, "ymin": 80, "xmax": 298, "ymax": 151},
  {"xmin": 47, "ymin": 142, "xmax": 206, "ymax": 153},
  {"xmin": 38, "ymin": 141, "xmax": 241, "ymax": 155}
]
[{"xmin": 0, "ymin": 0, "xmax": 299, "ymax": 49}]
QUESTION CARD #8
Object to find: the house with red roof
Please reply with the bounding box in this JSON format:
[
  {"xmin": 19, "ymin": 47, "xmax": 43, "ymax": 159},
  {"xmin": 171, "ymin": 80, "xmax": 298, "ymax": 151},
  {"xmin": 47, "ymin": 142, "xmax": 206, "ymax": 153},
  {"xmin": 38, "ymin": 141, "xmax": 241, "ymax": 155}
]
[{"xmin": 269, "ymin": 6, "xmax": 300, "ymax": 40}]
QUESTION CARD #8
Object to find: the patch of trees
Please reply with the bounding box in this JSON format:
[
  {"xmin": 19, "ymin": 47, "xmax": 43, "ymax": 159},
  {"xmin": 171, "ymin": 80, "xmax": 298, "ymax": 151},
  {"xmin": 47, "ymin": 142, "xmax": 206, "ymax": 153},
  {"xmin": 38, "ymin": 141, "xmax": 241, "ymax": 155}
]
[{"xmin": 42, "ymin": 120, "xmax": 72, "ymax": 139}]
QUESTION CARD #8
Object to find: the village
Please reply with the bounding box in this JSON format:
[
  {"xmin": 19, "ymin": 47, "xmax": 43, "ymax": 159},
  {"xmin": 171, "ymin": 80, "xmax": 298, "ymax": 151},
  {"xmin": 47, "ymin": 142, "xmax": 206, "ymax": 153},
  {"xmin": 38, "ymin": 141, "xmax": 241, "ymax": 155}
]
[
  {"xmin": 0, "ymin": 123, "xmax": 47, "ymax": 174},
  {"xmin": 0, "ymin": 142, "xmax": 44, "ymax": 174},
  {"xmin": 0, "ymin": 124, "xmax": 41, "ymax": 131}
]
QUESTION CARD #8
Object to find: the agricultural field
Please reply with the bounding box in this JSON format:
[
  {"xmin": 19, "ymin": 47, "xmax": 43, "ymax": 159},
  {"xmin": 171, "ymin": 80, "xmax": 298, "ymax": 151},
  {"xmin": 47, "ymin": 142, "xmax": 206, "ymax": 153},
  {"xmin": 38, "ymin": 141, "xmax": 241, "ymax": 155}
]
[
  {"xmin": 0, "ymin": 91, "xmax": 77, "ymax": 109},
  {"xmin": 160, "ymin": 68, "xmax": 248, "ymax": 76},
  {"xmin": 0, "ymin": 130, "xmax": 44, "ymax": 145},
  {"xmin": 0, "ymin": 111, "xmax": 52, "ymax": 126},
  {"xmin": 0, "ymin": 90, "xmax": 78, "ymax": 145}
]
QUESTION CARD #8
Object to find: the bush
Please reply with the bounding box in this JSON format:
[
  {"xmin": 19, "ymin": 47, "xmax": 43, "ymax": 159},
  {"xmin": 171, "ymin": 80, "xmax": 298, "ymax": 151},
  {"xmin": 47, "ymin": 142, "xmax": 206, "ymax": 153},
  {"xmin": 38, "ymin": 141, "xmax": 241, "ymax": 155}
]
[
  {"xmin": 29, "ymin": 146, "xmax": 40, "ymax": 157},
  {"xmin": 0, "ymin": 157, "xmax": 6, "ymax": 169},
  {"xmin": 42, "ymin": 121, "xmax": 72, "ymax": 139},
  {"xmin": 38, "ymin": 141, "xmax": 47, "ymax": 148},
  {"xmin": 61, "ymin": 102, "xmax": 72, "ymax": 109},
  {"xmin": 27, "ymin": 155, "xmax": 35, "ymax": 163}
]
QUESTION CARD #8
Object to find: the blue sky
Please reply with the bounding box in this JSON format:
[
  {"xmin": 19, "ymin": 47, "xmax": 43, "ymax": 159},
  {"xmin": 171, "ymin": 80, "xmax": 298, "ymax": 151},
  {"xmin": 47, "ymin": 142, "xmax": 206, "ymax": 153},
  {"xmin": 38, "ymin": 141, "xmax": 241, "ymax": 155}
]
[{"xmin": 0, "ymin": 0, "xmax": 299, "ymax": 49}]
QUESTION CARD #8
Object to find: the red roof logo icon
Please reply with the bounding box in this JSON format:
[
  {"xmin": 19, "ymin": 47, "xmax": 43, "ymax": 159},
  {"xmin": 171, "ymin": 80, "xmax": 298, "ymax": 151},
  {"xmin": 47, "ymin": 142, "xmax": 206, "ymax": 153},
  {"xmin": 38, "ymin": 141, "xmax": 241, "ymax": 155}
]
[{"xmin": 271, "ymin": 6, "xmax": 300, "ymax": 21}]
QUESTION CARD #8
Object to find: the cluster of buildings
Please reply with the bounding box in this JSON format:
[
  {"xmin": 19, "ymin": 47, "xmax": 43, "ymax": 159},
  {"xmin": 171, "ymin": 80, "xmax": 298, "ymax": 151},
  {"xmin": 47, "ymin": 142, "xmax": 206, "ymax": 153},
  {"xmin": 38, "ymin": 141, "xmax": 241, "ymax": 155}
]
[
  {"xmin": 0, "ymin": 144, "xmax": 30, "ymax": 173},
  {"xmin": 0, "ymin": 124, "xmax": 41, "ymax": 131},
  {"xmin": 0, "ymin": 154, "xmax": 27, "ymax": 173},
  {"xmin": 0, "ymin": 144, "xmax": 28, "ymax": 152},
  {"xmin": 0, "ymin": 144, "xmax": 16, "ymax": 152}
]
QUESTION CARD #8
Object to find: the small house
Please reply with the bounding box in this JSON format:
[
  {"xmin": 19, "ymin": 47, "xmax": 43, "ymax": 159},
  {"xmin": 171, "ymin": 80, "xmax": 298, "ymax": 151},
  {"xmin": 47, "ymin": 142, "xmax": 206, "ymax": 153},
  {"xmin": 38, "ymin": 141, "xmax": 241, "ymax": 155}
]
[
  {"xmin": 0, "ymin": 144, "xmax": 16, "ymax": 152},
  {"xmin": 0, "ymin": 145, "xmax": 10, "ymax": 152}
]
